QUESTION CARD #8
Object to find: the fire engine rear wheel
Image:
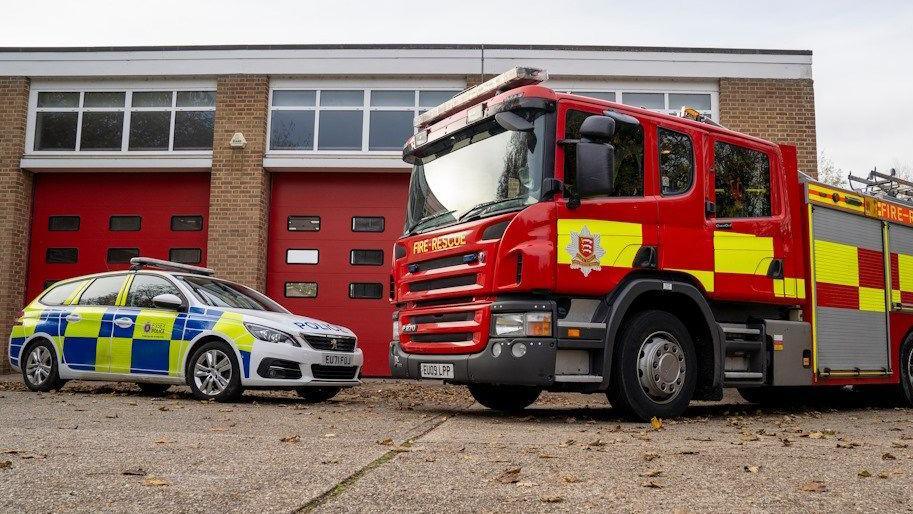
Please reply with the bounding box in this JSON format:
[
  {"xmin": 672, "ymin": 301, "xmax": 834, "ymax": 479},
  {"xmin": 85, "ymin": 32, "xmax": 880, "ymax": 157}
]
[
  {"xmin": 468, "ymin": 384, "xmax": 541, "ymax": 412},
  {"xmin": 901, "ymin": 335, "xmax": 913, "ymax": 407},
  {"xmin": 608, "ymin": 310, "xmax": 697, "ymax": 420}
]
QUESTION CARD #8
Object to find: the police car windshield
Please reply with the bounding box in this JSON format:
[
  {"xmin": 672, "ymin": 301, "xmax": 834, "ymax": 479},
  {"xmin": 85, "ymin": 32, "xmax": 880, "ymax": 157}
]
[
  {"xmin": 178, "ymin": 276, "xmax": 286, "ymax": 312},
  {"xmin": 405, "ymin": 109, "xmax": 547, "ymax": 235}
]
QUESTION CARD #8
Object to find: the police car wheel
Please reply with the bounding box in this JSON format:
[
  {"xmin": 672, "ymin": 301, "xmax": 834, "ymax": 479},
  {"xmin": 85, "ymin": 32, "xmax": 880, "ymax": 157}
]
[
  {"xmin": 295, "ymin": 386, "xmax": 341, "ymax": 403},
  {"xmin": 467, "ymin": 384, "xmax": 541, "ymax": 412},
  {"xmin": 608, "ymin": 310, "xmax": 697, "ymax": 421},
  {"xmin": 136, "ymin": 383, "xmax": 171, "ymax": 396},
  {"xmin": 900, "ymin": 335, "xmax": 913, "ymax": 407},
  {"xmin": 188, "ymin": 341, "xmax": 242, "ymax": 402},
  {"xmin": 22, "ymin": 340, "xmax": 65, "ymax": 392}
]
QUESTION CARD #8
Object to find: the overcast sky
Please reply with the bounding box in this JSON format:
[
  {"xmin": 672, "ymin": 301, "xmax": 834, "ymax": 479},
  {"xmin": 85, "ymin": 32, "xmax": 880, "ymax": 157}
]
[{"xmin": 2, "ymin": 0, "xmax": 911, "ymax": 177}]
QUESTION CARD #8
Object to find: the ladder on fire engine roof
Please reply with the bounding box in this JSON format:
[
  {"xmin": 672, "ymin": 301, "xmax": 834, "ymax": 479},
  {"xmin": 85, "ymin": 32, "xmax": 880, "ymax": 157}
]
[
  {"xmin": 849, "ymin": 168, "xmax": 913, "ymax": 207},
  {"xmin": 129, "ymin": 257, "xmax": 215, "ymax": 276}
]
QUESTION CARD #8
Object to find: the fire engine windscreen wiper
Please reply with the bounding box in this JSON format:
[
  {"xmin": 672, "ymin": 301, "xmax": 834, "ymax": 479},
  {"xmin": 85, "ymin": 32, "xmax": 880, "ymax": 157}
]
[
  {"xmin": 457, "ymin": 197, "xmax": 527, "ymax": 223},
  {"xmin": 406, "ymin": 209, "xmax": 457, "ymax": 235}
]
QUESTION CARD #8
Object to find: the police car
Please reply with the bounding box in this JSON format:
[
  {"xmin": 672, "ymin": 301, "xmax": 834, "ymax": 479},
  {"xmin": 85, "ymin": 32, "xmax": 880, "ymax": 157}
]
[{"xmin": 7, "ymin": 257, "xmax": 362, "ymax": 402}]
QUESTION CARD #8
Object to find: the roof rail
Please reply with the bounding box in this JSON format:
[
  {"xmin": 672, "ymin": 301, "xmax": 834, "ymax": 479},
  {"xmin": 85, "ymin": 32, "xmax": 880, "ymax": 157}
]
[
  {"xmin": 129, "ymin": 257, "xmax": 215, "ymax": 276},
  {"xmin": 849, "ymin": 168, "xmax": 913, "ymax": 208}
]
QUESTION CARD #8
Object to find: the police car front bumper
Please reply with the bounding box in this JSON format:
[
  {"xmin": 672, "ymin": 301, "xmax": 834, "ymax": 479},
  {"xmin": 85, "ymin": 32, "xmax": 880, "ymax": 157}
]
[
  {"xmin": 243, "ymin": 342, "xmax": 363, "ymax": 388},
  {"xmin": 389, "ymin": 338, "xmax": 556, "ymax": 386}
]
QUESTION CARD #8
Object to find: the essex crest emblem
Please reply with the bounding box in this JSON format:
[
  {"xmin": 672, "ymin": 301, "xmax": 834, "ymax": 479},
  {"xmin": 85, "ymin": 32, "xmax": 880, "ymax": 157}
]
[{"xmin": 566, "ymin": 225, "xmax": 605, "ymax": 277}]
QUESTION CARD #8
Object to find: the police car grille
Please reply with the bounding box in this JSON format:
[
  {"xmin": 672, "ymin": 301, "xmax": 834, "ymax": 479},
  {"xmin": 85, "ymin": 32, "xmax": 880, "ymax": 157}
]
[
  {"xmin": 311, "ymin": 365, "xmax": 359, "ymax": 380},
  {"xmin": 302, "ymin": 335, "xmax": 357, "ymax": 352}
]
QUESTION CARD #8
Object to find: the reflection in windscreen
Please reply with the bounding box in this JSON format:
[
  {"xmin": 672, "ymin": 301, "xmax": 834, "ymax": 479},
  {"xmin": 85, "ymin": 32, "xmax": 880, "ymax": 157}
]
[{"xmin": 179, "ymin": 277, "xmax": 285, "ymax": 312}]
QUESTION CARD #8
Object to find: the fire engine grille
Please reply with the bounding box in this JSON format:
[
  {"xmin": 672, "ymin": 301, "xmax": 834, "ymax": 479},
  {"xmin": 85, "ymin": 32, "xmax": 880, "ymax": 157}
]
[
  {"xmin": 410, "ymin": 311, "xmax": 474, "ymax": 324},
  {"xmin": 408, "ymin": 274, "xmax": 477, "ymax": 292},
  {"xmin": 302, "ymin": 335, "xmax": 357, "ymax": 353},
  {"xmin": 410, "ymin": 333, "xmax": 474, "ymax": 343},
  {"xmin": 311, "ymin": 365, "xmax": 359, "ymax": 380},
  {"xmin": 413, "ymin": 296, "xmax": 475, "ymax": 308},
  {"xmin": 410, "ymin": 253, "xmax": 475, "ymax": 273}
]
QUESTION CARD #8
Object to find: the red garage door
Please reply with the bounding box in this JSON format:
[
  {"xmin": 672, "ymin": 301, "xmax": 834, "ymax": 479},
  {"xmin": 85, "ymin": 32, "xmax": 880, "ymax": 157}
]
[
  {"xmin": 268, "ymin": 172, "xmax": 410, "ymax": 376},
  {"xmin": 27, "ymin": 172, "xmax": 210, "ymax": 302}
]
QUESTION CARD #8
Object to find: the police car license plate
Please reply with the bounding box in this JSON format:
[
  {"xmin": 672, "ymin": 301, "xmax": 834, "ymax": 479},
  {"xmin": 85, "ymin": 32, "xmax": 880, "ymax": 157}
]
[
  {"xmin": 420, "ymin": 363, "xmax": 454, "ymax": 379},
  {"xmin": 323, "ymin": 354, "xmax": 353, "ymax": 366}
]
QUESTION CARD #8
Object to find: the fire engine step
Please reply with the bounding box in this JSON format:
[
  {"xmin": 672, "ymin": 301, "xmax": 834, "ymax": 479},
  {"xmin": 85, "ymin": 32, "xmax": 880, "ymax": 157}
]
[
  {"xmin": 723, "ymin": 371, "xmax": 764, "ymax": 380},
  {"xmin": 553, "ymin": 374, "xmax": 602, "ymax": 383},
  {"xmin": 720, "ymin": 322, "xmax": 768, "ymax": 386}
]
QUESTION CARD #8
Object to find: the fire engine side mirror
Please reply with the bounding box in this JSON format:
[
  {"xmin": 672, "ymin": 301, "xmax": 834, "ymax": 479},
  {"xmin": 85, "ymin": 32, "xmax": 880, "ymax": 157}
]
[{"xmin": 575, "ymin": 116, "xmax": 616, "ymax": 199}]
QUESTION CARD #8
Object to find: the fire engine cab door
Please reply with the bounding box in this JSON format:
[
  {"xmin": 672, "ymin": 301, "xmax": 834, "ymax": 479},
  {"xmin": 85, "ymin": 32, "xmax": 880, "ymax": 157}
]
[
  {"xmin": 555, "ymin": 104, "xmax": 659, "ymax": 296},
  {"xmin": 811, "ymin": 205, "xmax": 890, "ymax": 373}
]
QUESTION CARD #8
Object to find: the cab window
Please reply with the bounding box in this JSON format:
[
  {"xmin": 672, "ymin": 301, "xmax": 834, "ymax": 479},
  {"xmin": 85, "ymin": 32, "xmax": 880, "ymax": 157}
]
[
  {"xmin": 658, "ymin": 128, "xmax": 694, "ymax": 195},
  {"xmin": 564, "ymin": 109, "xmax": 644, "ymax": 197},
  {"xmin": 77, "ymin": 275, "xmax": 126, "ymax": 306},
  {"xmin": 713, "ymin": 141, "xmax": 772, "ymax": 218},
  {"xmin": 39, "ymin": 280, "xmax": 86, "ymax": 306},
  {"xmin": 127, "ymin": 275, "xmax": 183, "ymax": 309}
]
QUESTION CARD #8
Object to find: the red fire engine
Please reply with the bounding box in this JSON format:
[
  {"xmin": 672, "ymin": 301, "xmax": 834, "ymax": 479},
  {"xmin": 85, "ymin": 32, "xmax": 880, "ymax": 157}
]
[{"xmin": 389, "ymin": 67, "xmax": 913, "ymax": 420}]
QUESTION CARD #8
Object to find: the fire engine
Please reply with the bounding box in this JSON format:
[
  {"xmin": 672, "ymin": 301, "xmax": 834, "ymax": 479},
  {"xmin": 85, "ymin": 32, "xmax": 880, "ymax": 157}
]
[{"xmin": 389, "ymin": 67, "xmax": 913, "ymax": 420}]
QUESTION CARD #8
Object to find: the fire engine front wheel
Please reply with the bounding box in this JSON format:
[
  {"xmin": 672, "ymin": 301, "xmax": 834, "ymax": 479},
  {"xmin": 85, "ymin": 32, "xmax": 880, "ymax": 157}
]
[
  {"xmin": 901, "ymin": 336, "xmax": 913, "ymax": 407},
  {"xmin": 468, "ymin": 384, "xmax": 541, "ymax": 412},
  {"xmin": 608, "ymin": 310, "xmax": 697, "ymax": 421}
]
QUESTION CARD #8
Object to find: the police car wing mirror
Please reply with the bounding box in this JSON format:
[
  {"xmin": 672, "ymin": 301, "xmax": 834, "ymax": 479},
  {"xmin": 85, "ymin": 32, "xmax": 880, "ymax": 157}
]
[
  {"xmin": 575, "ymin": 140, "xmax": 615, "ymax": 200},
  {"xmin": 152, "ymin": 293, "xmax": 184, "ymax": 311}
]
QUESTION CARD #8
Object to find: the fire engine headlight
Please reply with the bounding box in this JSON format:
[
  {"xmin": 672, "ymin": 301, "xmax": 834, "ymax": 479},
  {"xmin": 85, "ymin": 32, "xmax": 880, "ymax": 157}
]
[
  {"xmin": 244, "ymin": 323, "xmax": 300, "ymax": 347},
  {"xmin": 492, "ymin": 311, "xmax": 553, "ymax": 337},
  {"xmin": 392, "ymin": 310, "xmax": 401, "ymax": 340}
]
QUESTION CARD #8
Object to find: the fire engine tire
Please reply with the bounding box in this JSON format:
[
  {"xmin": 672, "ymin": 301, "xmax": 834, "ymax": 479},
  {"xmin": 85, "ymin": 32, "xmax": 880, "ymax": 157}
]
[
  {"xmin": 136, "ymin": 383, "xmax": 171, "ymax": 396},
  {"xmin": 21, "ymin": 340, "xmax": 66, "ymax": 392},
  {"xmin": 900, "ymin": 336, "xmax": 913, "ymax": 407},
  {"xmin": 467, "ymin": 384, "xmax": 541, "ymax": 412},
  {"xmin": 608, "ymin": 310, "xmax": 697, "ymax": 421},
  {"xmin": 295, "ymin": 387, "xmax": 341, "ymax": 403},
  {"xmin": 187, "ymin": 340, "xmax": 243, "ymax": 402}
]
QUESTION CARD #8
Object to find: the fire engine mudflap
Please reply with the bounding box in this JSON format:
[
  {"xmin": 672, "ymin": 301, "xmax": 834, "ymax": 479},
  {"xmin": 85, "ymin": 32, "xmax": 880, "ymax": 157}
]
[{"xmin": 388, "ymin": 67, "xmax": 913, "ymax": 421}]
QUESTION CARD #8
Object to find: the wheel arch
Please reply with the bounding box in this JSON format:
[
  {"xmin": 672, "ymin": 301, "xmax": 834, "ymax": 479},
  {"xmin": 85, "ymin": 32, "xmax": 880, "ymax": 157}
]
[
  {"xmin": 601, "ymin": 277, "xmax": 723, "ymax": 399},
  {"xmin": 182, "ymin": 333, "xmax": 241, "ymax": 383}
]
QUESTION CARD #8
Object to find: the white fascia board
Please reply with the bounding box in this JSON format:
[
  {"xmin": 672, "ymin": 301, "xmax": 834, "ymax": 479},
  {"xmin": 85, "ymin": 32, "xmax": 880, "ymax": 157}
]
[
  {"xmin": 263, "ymin": 153, "xmax": 410, "ymax": 171},
  {"xmin": 0, "ymin": 47, "xmax": 811, "ymax": 80},
  {"xmin": 21, "ymin": 153, "xmax": 212, "ymax": 172}
]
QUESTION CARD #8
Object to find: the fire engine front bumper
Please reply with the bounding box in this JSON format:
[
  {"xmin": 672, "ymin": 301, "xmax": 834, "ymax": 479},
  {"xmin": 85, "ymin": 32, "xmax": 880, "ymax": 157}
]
[{"xmin": 389, "ymin": 338, "xmax": 557, "ymax": 386}]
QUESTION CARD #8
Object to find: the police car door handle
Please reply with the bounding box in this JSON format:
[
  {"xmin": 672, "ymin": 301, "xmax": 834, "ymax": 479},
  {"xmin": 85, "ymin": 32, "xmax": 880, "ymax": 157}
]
[
  {"xmin": 114, "ymin": 317, "xmax": 134, "ymax": 329},
  {"xmin": 65, "ymin": 313, "xmax": 81, "ymax": 323}
]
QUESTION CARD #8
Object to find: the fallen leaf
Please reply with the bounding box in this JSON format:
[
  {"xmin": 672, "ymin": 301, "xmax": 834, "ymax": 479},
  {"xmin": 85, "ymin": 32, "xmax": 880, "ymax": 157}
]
[
  {"xmin": 209, "ymin": 427, "xmax": 227, "ymax": 432},
  {"xmin": 799, "ymin": 480, "xmax": 827, "ymax": 493},
  {"xmin": 680, "ymin": 450, "xmax": 700, "ymax": 455},
  {"xmin": 142, "ymin": 475, "xmax": 170, "ymax": 487},
  {"xmin": 858, "ymin": 469, "xmax": 873, "ymax": 478},
  {"xmin": 587, "ymin": 439, "xmax": 606, "ymax": 447},
  {"xmin": 878, "ymin": 472, "xmax": 890, "ymax": 479},
  {"xmin": 496, "ymin": 467, "xmax": 521, "ymax": 484},
  {"xmin": 0, "ymin": 461, "xmax": 11, "ymax": 469},
  {"xmin": 122, "ymin": 467, "xmax": 147, "ymax": 476},
  {"xmin": 154, "ymin": 438, "xmax": 173, "ymax": 445},
  {"xmin": 280, "ymin": 435, "xmax": 300, "ymax": 443},
  {"xmin": 779, "ymin": 437, "xmax": 793, "ymax": 447},
  {"xmin": 321, "ymin": 458, "xmax": 339, "ymax": 465},
  {"xmin": 539, "ymin": 495, "xmax": 564, "ymax": 503},
  {"xmin": 650, "ymin": 417, "xmax": 663, "ymax": 431},
  {"xmin": 740, "ymin": 433, "xmax": 760, "ymax": 442},
  {"xmin": 643, "ymin": 452, "xmax": 660, "ymax": 462},
  {"xmin": 891, "ymin": 441, "xmax": 909, "ymax": 449},
  {"xmin": 808, "ymin": 431, "xmax": 826, "ymax": 440},
  {"xmin": 377, "ymin": 438, "xmax": 394, "ymax": 446},
  {"xmin": 558, "ymin": 439, "xmax": 576, "ymax": 448},
  {"xmin": 639, "ymin": 469, "xmax": 663, "ymax": 478},
  {"xmin": 323, "ymin": 433, "xmax": 337, "ymax": 438},
  {"xmin": 538, "ymin": 454, "xmax": 557, "ymax": 459},
  {"xmin": 743, "ymin": 465, "xmax": 760, "ymax": 474},
  {"xmin": 882, "ymin": 452, "xmax": 897, "ymax": 461},
  {"xmin": 836, "ymin": 441, "xmax": 860, "ymax": 449},
  {"xmin": 686, "ymin": 436, "xmax": 713, "ymax": 442},
  {"xmin": 561, "ymin": 474, "xmax": 582, "ymax": 483},
  {"xmin": 641, "ymin": 480, "xmax": 663, "ymax": 489},
  {"xmin": 158, "ymin": 406, "xmax": 170, "ymax": 412}
]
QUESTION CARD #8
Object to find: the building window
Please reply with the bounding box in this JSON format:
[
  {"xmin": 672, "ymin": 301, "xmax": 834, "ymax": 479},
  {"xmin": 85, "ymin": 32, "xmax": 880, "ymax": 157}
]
[
  {"xmin": 32, "ymin": 89, "xmax": 215, "ymax": 153},
  {"xmin": 352, "ymin": 216, "xmax": 384, "ymax": 232},
  {"xmin": 714, "ymin": 141, "xmax": 772, "ymax": 219},
  {"xmin": 171, "ymin": 215, "xmax": 204, "ymax": 231},
  {"xmin": 288, "ymin": 216, "xmax": 320, "ymax": 232},
  {"xmin": 565, "ymin": 90, "xmax": 715, "ymax": 119},
  {"xmin": 349, "ymin": 282, "xmax": 383, "ymax": 299},
  {"xmin": 286, "ymin": 249, "xmax": 319, "ymax": 264},
  {"xmin": 169, "ymin": 248, "xmax": 202, "ymax": 264},
  {"xmin": 350, "ymin": 249, "xmax": 384, "ymax": 266},
  {"xmin": 268, "ymin": 88, "xmax": 459, "ymax": 153},
  {"xmin": 285, "ymin": 282, "xmax": 318, "ymax": 298},
  {"xmin": 48, "ymin": 216, "xmax": 80, "ymax": 231},
  {"xmin": 658, "ymin": 128, "xmax": 694, "ymax": 196},
  {"xmin": 46, "ymin": 248, "xmax": 78, "ymax": 264},
  {"xmin": 107, "ymin": 248, "xmax": 140, "ymax": 264},
  {"xmin": 109, "ymin": 216, "xmax": 141, "ymax": 231}
]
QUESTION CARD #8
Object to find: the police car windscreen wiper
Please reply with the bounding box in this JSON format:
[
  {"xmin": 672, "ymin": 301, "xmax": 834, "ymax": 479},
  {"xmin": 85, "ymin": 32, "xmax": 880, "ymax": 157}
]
[
  {"xmin": 458, "ymin": 197, "xmax": 527, "ymax": 223},
  {"xmin": 406, "ymin": 210, "xmax": 457, "ymax": 235}
]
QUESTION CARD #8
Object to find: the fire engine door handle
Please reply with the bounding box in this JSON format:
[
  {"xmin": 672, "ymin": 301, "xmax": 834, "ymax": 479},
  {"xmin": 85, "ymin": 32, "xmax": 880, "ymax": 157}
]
[
  {"xmin": 65, "ymin": 313, "xmax": 81, "ymax": 323},
  {"xmin": 114, "ymin": 317, "xmax": 134, "ymax": 329}
]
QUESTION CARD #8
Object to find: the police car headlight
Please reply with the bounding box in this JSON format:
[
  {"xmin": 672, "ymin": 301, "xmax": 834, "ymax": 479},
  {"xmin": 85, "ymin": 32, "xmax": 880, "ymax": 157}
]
[
  {"xmin": 492, "ymin": 312, "xmax": 552, "ymax": 337},
  {"xmin": 244, "ymin": 323, "xmax": 300, "ymax": 347}
]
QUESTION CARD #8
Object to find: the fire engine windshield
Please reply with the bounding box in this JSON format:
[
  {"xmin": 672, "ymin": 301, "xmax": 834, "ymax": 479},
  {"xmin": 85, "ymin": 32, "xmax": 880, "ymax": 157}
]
[{"xmin": 405, "ymin": 110, "xmax": 547, "ymax": 235}]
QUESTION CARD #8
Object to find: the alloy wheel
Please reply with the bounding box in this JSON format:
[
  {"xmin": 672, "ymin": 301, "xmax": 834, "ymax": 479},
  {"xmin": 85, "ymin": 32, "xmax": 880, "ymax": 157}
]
[
  {"xmin": 26, "ymin": 345, "xmax": 52, "ymax": 386},
  {"xmin": 193, "ymin": 349, "xmax": 233, "ymax": 396}
]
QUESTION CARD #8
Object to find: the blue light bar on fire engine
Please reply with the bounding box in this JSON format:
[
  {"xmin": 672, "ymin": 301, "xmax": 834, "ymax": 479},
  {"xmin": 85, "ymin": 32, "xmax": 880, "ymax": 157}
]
[{"xmin": 415, "ymin": 67, "xmax": 548, "ymax": 130}]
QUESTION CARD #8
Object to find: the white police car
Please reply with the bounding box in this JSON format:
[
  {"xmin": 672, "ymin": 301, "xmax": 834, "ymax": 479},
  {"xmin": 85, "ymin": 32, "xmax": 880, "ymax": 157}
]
[{"xmin": 7, "ymin": 257, "xmax": 362, "ymax": 402}]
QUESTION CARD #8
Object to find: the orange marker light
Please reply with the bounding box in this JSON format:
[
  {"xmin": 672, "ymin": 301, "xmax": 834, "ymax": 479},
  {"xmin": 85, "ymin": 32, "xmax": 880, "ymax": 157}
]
[{"xmin": 567, "ymin": 328, "xmax": 581, "ymax": 338}]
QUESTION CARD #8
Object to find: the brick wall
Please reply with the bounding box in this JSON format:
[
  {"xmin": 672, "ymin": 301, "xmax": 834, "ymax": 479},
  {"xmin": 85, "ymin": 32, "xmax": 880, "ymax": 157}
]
[
  {"xmin": 207, "ymin": 75, "xmax": 271, "ymax": 291},
  {"xmin": 719, "ymin": 78, "xmax": 817, "ymax": 177},
  {"xmin": 0, "ymin": 77, "xmax": 31, "ymax": 374}
]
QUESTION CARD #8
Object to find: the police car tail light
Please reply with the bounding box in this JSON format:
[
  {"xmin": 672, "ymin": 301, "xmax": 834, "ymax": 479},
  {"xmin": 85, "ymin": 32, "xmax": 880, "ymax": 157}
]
[{"xmin": 244, "ymin": 323, "xmax": 300, "ymax": 347}]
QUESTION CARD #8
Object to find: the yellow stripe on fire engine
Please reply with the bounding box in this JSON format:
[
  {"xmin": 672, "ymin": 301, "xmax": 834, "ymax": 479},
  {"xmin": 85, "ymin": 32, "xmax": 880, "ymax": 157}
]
[
  {"xmin": 858, "ymin": 287, "xmax": 887, "ymax": 312},
  {"xmin": 773, "ymin": 277, "xmax": 806, "ymax": 299},
  {"xmin": 897, "ymin": 253, "xmax": 913, "ymax": 292},
  {"xmin": 813, "ymin": 239, "xmax": 859, "ymax": 286},
  {"xmin": 807, "ymin": 183, "xmax": 865, "ymax": 213},
  {"xmin": 713, "ymin": 231, "xmax": 774, "ymax": 275},
  {"xmin": 670, "ymin": 269, "xmax": 715, "ymax": 293},
  {"xmin": 557, "ymin": 219, "xmax": 643, "ymax": 267}
]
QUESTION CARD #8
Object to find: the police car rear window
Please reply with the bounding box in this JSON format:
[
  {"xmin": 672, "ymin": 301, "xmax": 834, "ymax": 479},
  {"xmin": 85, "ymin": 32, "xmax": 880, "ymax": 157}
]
[{"xmin": 39, "ymin": 280, "xmax": 86, "ymax": 306}]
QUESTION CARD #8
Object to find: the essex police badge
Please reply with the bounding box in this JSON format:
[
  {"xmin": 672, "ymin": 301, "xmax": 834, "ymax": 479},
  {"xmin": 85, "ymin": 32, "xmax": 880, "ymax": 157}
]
[{"xmin": 566, "ymin": 225, "xmax": 605, "ymax": 277}]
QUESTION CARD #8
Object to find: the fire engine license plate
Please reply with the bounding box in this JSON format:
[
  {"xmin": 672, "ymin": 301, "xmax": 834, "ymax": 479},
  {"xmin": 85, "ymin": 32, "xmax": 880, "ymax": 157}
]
[
  {"xmin": 420, "ymin": 363, "xmax": 454, "ymax": 379},
  {"xmin": 323, "ymin": 354, "xmax": 353, "ymax": 366}
]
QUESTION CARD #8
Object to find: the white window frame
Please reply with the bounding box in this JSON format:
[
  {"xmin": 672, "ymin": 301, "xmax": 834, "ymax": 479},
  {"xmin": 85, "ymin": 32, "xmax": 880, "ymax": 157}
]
[
  {"xmin": 25, "ymin": 80, "xmax": 217, "ymax": 156},
  {"xmin": 550, "ymin": 79, "xmax": 719, "ymax": 121},
  {"xmin": 266, "ymin": 80, "xmax": 463, "ymax": 156}
]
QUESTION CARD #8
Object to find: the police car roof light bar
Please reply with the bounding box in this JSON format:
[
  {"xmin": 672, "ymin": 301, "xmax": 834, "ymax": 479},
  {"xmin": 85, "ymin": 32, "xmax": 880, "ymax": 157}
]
[
  {"xmin": 415, "ymin": 66, "xmax": 548, "ymax": 129},
  {"xmin": 129, "ymin": 257, "xmax": 216, "ymax": 276}
]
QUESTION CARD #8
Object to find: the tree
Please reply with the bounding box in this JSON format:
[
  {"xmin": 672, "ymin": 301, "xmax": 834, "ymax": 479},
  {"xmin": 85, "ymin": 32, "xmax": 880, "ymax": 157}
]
[{"xmin": 817, "ymin": 150, "xmax": 847, "ymax": 187}]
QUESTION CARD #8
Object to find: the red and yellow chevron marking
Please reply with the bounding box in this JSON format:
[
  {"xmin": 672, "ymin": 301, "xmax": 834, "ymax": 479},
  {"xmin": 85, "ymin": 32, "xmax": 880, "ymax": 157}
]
[{"xmin": 814, "ymin": 240, "xmax": 886, "ymax": 312}]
